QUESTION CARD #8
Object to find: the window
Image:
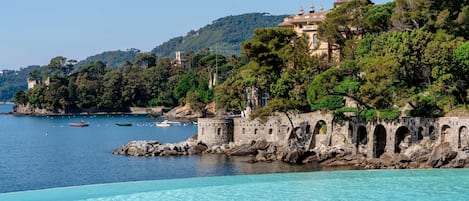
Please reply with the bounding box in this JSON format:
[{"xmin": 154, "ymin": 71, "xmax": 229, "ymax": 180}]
[{"xmin": 313, "ymin": 34, "xmax": 318, "ymax": 46}]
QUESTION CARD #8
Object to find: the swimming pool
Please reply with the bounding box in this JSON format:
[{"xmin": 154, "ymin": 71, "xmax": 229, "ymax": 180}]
[{"xmin": 2, "ymin": 168, "xmax": 468, "ymax": 201}]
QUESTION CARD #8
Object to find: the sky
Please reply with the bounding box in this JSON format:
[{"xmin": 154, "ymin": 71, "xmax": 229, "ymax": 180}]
[{"xmin": 0, "ymin": 0, "xmax": 391, "ymax": 70}]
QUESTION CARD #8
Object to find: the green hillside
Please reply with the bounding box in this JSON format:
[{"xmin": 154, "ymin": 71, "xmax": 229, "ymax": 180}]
[
  {"xmin": 151, "ymin": 13, "xmax": 288, "ymax": 57},
  {"xmin": 74, "ymin": 13, "xmax": 287, "ymax": 69},
  {"xmin": 75, "ymin": 48, "xmax": 141, "ymax": 69},
  {"xmin": 0, "ymin": 65, "xmax": 40, "ymax": 101}
]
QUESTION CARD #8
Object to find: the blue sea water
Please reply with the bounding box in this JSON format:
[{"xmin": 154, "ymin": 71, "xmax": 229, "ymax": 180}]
[
  {"xmin": 1, "ymin": 104, "xmax": 469, "ymax": 200},
  {"xmin": 0, "ymin": 104, "xmax": 320, "ymax": 194}
]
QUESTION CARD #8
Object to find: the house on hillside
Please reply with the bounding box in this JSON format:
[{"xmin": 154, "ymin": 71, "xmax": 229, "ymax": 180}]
[{"xmin": 279, "ymin": 0, "xmax": 349, "ymax": 60}]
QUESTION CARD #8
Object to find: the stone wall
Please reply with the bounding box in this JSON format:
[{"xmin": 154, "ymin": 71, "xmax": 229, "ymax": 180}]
[
  {"xmin": 197, "ymin": 117, "xmax": 233, "ymax": 146},
  {"xmin": 198, "ymin": 112, "xmax": 469, "ymax": 159},
  {"xmin": 348, "ymin": 117, "xmax": 469, "ymax": 159},
  {"xmin": 199, "ymin": 111, "xmax": 341, "ymax": 148}
]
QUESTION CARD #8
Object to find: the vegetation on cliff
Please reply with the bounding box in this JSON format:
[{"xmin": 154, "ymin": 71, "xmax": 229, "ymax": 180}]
[
  {"xmin": 14, "ymin": 0, "xmax": 469, "ymax": 118},
  {"xmin": 216, "ymin": 0, "xmax": 469, "ymax": 119}
]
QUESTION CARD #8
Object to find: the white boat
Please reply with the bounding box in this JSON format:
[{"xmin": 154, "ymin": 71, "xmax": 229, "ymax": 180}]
[{"xmin": 156, "ymin": 120, "xmax": 171, "ymax": 127}]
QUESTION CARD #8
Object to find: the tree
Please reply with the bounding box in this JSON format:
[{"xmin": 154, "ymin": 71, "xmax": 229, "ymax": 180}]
[{"xmin": 318, "ymin": 0, "xmax": 373, "ymax": 60}]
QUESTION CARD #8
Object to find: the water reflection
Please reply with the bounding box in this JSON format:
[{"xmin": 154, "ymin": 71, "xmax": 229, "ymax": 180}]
[{"xmin": 196, "ymin": 154, "xmax": 362, "ymax": 177}]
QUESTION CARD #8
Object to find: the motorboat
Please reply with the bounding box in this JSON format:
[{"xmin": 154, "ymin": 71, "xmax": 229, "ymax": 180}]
[
  {"xmin": 156, "ymin": 120, "xmax": 171, "ymax": 127},
  {"xmin": 69, "ymin": 120, "xmax": 89, "ymax": 127}
]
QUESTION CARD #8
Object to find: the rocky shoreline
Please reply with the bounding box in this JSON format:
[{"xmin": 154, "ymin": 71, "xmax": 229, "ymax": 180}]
[{"xmin": 113, "ymin": 135, "xmax": 469, "ymax": 169}]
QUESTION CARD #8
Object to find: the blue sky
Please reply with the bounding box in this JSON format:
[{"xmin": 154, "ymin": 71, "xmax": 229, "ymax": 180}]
[{"xmin": 0, "ymin": 0, "xmax": 391, "ymax": 69}]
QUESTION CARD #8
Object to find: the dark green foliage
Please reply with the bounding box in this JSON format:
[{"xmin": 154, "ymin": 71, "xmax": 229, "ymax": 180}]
[
  {"xmin": 310, "ymin": 95, "xmax": 344, "ymax": 111},
  {"xmin": 0, "ymin": 65, "xmax": 40, "ymax": 101},
  {"xmin": 75, "ymin": 49, "xmax": 141, "ymax": 69},
  {"xmin": 359, "ymin": 109, "xmax": 401, "ymax": 122},
  {"xmin": 152, "ymin": 13, "xmax": 287, "ymax": 58},
  {"xmin": 406, "ymin": 95, "xmax": 443, "ymax": 117}
]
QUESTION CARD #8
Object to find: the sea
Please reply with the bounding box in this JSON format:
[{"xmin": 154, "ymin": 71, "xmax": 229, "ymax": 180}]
[{"xmin": 1, "ymin": 103, "xmax": 468, "ymax": 200}]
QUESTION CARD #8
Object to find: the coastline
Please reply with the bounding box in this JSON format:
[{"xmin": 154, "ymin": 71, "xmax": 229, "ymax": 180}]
[{"xmin": 114, "ymin": 110, "xmax": 469, "ymax": 170}]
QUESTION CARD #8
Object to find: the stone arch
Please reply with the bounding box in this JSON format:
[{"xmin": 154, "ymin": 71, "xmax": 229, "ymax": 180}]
[
  {"xmin": 313, "ymin": 120, "xmax": 327, "ymax": 135},
  {"xmin": 441, "ymin": 125, "xmax": 451, "ymax": 143},
  {"xmin": 356, "ymin": 126, "xmax": 368, "ymax": 148},
  {"xmin": 373, "ymin": 125, "xmax": 387, "ymax": 158},
  {"xmin": 217, "ymin": 127, "xmax": 222, "ymax": 135},
  {"xmin": 429, "ymin": 126, "xmax": 436, "ymax": 141},
  {"xmin": 311, "ymin": 120, "xmax": 327, "ymax": 148},
  {"xmin": 395, "ymin": 126, "xmax": 411, "ymax": 153},
  {"xmin": 418, "ymin": 127, "xmax": 424, "ymax": 141},
  {"xmin": 459, "ymin": 126, "xmax": 468, "ymax": 149}
]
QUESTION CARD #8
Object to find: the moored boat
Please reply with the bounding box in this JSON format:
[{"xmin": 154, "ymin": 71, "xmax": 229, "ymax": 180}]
[
  {"xmin": 155, "ymin": 120, "xmax": 170, "ymax": 127},
  {"xmin": 69, "ymin": 120, "xmax": 89, "ymax": 127},
  {"xmin": 115, "ymin": 123, "xmax": 132, "ymax": 127}
]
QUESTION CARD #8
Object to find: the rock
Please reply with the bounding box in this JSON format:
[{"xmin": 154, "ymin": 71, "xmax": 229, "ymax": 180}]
[
  {"xmin": 397, "ymin": 154, "xmax": 411, "ymax": 163},
  {"xmin": 255, "ymin": 150, "xmax": 268, "ymax": 162},
  {"xmin": 302, "ymin": 151, "xmax": 318, "ymax": 164},
  {"xmin": 379, "ymin": 153, "xmax": 393, "ymax": 167},
  {"xmin": 281, "ymin": 144, "xmax": 305, "ymax": 164},
  {"xmin": 228, "ymin": 144, "xmax": 257, "ymax": 156},
  {"xmin": 188, "ymin": 143, "xmax": 208, "ymax": 155},
  {"xmin": 162, "ymin": 104, "xmax": 203, "ymax": 119},
  {"xmin": 251, "ymin": 140, "xmax": 270, "ymax": 150},
  {"xmin": 428, "ymin": 142, "xmax": 457, "ymax": 168}
]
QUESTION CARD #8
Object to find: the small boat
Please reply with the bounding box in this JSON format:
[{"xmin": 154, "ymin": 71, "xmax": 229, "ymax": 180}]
[
  {"xmin": 156, "ymin": 120, "xmax": 171, "ymax": 127},
  {"xmin": 69, "ymin": 120, "xmax": 89, "ymax": 127},
  {"xmin": 116, "ymin": 123, "xmax": 132, "ymax": 127}
]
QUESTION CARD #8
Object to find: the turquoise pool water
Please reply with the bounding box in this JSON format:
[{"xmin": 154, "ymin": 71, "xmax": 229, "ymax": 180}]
[{"xmin": 2, "ymin": 168, "xmax": 468, "ymax": 201}]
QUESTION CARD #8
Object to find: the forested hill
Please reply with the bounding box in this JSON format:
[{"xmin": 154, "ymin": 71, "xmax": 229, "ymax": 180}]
[
  {"xmin": 0, "ymin": 65, "xmax": 40, "ymax": 101},
  {"xmin": 151, "ymin": 13, "xmax": 288, "ymax": 58},
  {"xmin": 74, "ymin": 13, "xmax": 287, "ymax": 69},
  {"xmin": 75, "ymin": 48, "xmax": 141, "ymax": 69}
]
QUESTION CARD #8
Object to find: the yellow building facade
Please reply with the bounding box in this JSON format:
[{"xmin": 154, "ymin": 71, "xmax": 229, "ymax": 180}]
[{"xmin": 279, "ymin": 0, "xmax": 349, "ymax": 59}]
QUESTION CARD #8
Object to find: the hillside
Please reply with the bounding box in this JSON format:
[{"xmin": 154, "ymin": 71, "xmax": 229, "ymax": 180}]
[
  {"xmin": 75, "ymin": 13, "xmax": 287, "ymax": 69},
  {"xmin": 75, "ymin": 48, "xmax": 141, "ymax": 69},
  {"xmin": 151, "ymin": 13, "xmax": 288, "ymax": 58},
  {"xmin": 0, "ymin": 65, "xmax": 40, "ymax": 101}
]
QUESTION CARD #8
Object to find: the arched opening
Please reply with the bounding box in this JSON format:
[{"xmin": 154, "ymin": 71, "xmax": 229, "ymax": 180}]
[
  {"xmin": 373, "ymin": 125, "xmax": 386, "ymax": 158},
  {"xmin": 268, "ymin": 128, "xmax": 273, "ymax": 135},
  {"xmin": 441, "ymin": 125, "xmax": 451, "ymax": 143},
  {"xmin": 429, "ymin": 126, "xmax": 436, "ymax": 141},
  {"xmin": 311, "ymin": 120, "xmax": 327, "ymax": 149},
  {"xmin": 254, "ymin": 128, "xmax": 258, "ymax": 135},
  {"xmin": 459, "ymin": 126, "xmax": 467, "ymax": 149},
  {"xmin": 313, "ymin": 120, "xmax": 327, "ymax": 135},
  {"xmin": 395, "ymin": 126, "xmax": 411, "ymax": 153},
  {"xmin": 418, "ymin": 127, "xmax": 424, "ymax": 141},
  {"xmin": 242, "ymin": 128, "xmax": 245, "ymax": 135},
  {"xmin": 356, "ymin": 126, "xmax": 368, "ymax": 148},
  {"xmin": 217, "ymin": 127, "xmax": 222, "ymax": 136},
  {"xmin": 348, "ymin": 124, "xmax": 354, "ymax": 143}
]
